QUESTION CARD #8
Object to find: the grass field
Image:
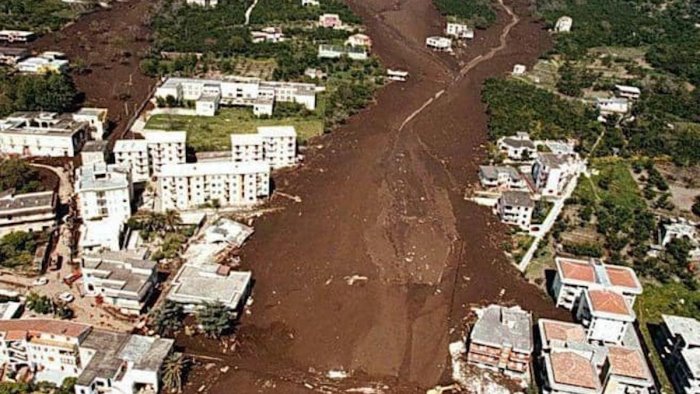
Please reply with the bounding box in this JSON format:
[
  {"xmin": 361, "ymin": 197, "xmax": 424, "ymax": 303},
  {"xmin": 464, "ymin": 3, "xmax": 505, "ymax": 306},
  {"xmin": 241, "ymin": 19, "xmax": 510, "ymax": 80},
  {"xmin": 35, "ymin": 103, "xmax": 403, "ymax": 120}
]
[
  {"xmin": 635, "ymin": 282, "xmax": 700, "ymax": 393},
  {"xmin": 145, "ymin": 108, "xmax": 324, "ymax": 151},
  {"xmin": 575, "ymin": 158, "xmax": 645, "ymax": 209}
]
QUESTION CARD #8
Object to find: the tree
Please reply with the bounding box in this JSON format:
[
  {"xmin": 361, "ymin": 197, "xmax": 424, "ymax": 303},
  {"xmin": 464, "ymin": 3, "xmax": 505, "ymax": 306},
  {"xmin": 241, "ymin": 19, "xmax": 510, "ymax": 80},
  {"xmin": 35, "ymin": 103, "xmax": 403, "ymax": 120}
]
[
  {"xmin": 196, "ymin": 302, "xmax": 231, "ymax": 338},
  {"xmin": 164, "ymin": 209, "xmax": 183, "ymax": 232},
  {"xmin": 0, "ymin": 159, "xmax": 43, "ymax": 193},
  {"xmin": 0, "ymin": 231, "xmax": 37, "ymax": 268},
  {"xmin": 692, "ymin": 196, "xmax": 700, "ymax": 217},
  {"xmin": 26, "ymin": 292, "xmax": 52, "ymax": 315},
  {"xmin": 150, "ymin": 300, "xmax": 184, "ymax": 336},
  {"xmin": 13, "ymin": 73, "xmax": 77, "ymax": 113},
  {"xmin": 162, "ymin": 353, "xmax": 187, "ymax": 393}
]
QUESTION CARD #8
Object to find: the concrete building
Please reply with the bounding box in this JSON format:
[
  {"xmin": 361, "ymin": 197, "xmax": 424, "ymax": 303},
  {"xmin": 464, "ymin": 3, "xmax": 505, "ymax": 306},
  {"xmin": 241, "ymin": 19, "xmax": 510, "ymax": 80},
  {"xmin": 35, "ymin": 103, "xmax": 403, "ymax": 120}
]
[
  {"xmin": 658, "ymin": 219, "xmax": 700, "ymax": 259},
  {"xmin": 0, "ymin": 189, "xmax": 57, "ymax": 236},
  {"xmin": 445, "ymin": 22, "xmax": 474, "ymax": 39},
  {"xmin": 113, "ymin": 139, "xmax": 150, "ymax": 183},
  {"xmin": 0, "ymin": 112, "xmax": 89, "ymax": 157},
  {"xmin": 75, "ymin": 163, "xmax": 133, "ymax": 252},
  {"xmin": 614, "ymin": 85, "xmax": 641, "ymax": 100},
  {"xmin": 319, "ymin": 13, "xmax": 342, "ymax": 28},
  {"xmin": 577, "ymin": 289, "xmax": 635, "ymax": 345},
  {"xmin": 144, "ymin": 131, "xmax": 187, "ymax": 175},
  {"xmin": 318, "ymin": 44, "xmax": 368, "ymax": 60},
  {"xmin": 155, "ymin": 76, "xmax": 318, "ymax": 117},
  {"xmin": 554, "ymin": 16, "xmax": 573, "ymax": 33},
  {"xmin": 659, "ymin": 314, "xmax": 700, "ymax": 394},
  {"xmin": 186, "ymin": 0, "xmax": 218, "ymax": 6},
  {"xmin": 73, "ymin": 108, "xmax": 108, "ymax": 140},
  {"xmin": 0, "ymin": 319, "xmax": 174, "ymax": 394},
  {"xmin": 80, "ymin": 141, "xmax": 108, "ymax": 166},
  {"xmin": 0, "ymin": 47, "xmax": 28, "ymax": 65},
  {"xmin": 158, "ymin": 160, "xmax": 270, "ymax": 211},
  {"xmin": 230, "ymin": 134, "xmax": 264, "ymax": 163},
  {"xmin": 478, "ymin": 165, "xmax": 527, "ymax": 190},
  {"xmin": 301, "ymin": 0, "xmax": 320, "ymax": 5},
  {"xmin": 496, "ymin": 191, "xmax": 534, "ymax": 230},
  {"xmin": 426, "ymin": 36, "xmax": 452, "ymax": 51},
  {"xmin": 251, "ymin": 27, "xmax": 286, "ymax": 43},
  {"xmin": 552, "ymin": 257, "xmax": 643, "ymax": 311},
  {"xmin": 346, "ymin": 33, "xmax": 372, "ymax": 48},
  {"xmin": 258, "ymin": 126, "xmax": 297, "ymax": 169},
  {"xmin": 497, "ymin": 132, "xmax": 536, "ymax": 160},
  {"xmin": 167, "ymin": 264, "xmax": 252, "ymax": 313},
  {"xmin": 16, "ymin": 51, "xmax": 68, "ymax": 74},
  {"xmin": 467, "ymin": 304, "xmax": 533, "ymax": 380},
  {"xmin": 0, "ymin": 30, "xmax": 35, "ymax": 43},
  {"xmin": 597, "ymin": 97, "xmax": 629, "ymax": 117},
  {"xmin": 532, "ymin": 152, "xmax": 578, "ymax": 197},
  {"xmin": 81, "ymin": 250, "xmax": 157, "ymax": 315}
]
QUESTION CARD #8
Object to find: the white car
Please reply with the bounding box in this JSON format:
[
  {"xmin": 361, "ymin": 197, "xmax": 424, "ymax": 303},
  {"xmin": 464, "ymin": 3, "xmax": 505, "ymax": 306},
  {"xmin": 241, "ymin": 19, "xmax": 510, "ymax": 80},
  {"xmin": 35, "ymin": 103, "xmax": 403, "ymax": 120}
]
[
  {"xmin": 31, "ymin": 277, "xmax": 49, "ymax": 286},
  {"xmin": 58, "ymin": 292, "xmax": 74, "ymax": 303}
]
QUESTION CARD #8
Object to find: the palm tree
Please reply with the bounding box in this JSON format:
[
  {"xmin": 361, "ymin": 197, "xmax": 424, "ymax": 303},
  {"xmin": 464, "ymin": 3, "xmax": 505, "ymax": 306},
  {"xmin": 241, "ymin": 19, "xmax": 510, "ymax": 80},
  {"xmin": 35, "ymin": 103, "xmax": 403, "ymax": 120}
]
[
  {"xmin": 164, "ymin": 209, "xmax": 183, "ymax": 232},
  {"xmin": 162, "ymin": 353, "xmax": 187, "ymax": 393},
  {"xmin": 150, "ymin": 300, "xmax": 184, "ymax": 337},
  {"xmin": 145, "ymin": 211, "xmax": 167, "ymax": 233},
  {"xmin": 196, "ymin": 302, "xmax": 231, "ymax": 338}
]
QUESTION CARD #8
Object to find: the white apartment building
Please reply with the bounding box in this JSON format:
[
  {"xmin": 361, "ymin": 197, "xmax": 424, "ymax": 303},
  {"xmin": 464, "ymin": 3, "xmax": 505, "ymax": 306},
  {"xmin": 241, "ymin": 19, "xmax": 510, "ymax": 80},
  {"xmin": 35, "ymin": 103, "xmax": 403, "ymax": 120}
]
[
  {"xmin": 230, "ymin": 134, "xmax": 264, "ymax": 163},
  {"xmin": 0, "ymin": 319, "xmax": 174, "ymax": 394},
  {"xmin": 532, "ymin": 152, "xmax": 578, "ymax": 197},
  {"xmin": 0, "ymin": 112, "xmax": 89, "ymax": 157},
  {"xmin": 445, "ymin": 22, "xmax": 474, "ymax": 39},
  {"xmin": 80, "ymin": 141, "xmax": 108, "ymax": 166},
  {"xmin": 113, "ymin": 139, "xmax": 150, "ymax": 182},
  {"xmin": 144, "ymin": 131, "xmax": 187, "ymax": 175},
  {"xmin": 0, "ymin": 189, "xmax": 57, "ymax": 236},
  {"xmin": 81, "ymin": 250, "xmax": 157, "ymax": 315},
  {"xmin": 660, "ymin": 314, "xmax": 700, "ymax": 394},
  {"xmin": 158, "ymin": 160, "xmax": 270, "ymax": 211},
  {"xmin": 576, "ymin": 289, "xmax": 635, "ymax": 345},
  {"xmin": 16, "ymin": 51, "xmax": 68, "ymax": 74},
  {"xmin": 426, "ymin": 36, "xmax": 452, "ymax": 51},
  {"xmin": 478, "ymin": 165, "xmax": 527, "ymax": 190},
  {"xmin": 230, "ymin": 126, "xmax": 298, "ymax": 169},
  {"xmin": 496, "ymin": 191, "xmax": 534, "ymax": 230},
  {"xmin": 155, "ymin": 76, "xmax": 318, "ymax": 118},
  {"xmin": 497, "ymin": 132, "xmax": 536, "ymax": 160},
  {"xmin": 75, "ymin": 163, "xmax": 133, "ymax": 251},
  {"xmin": 552, "ymin": 257, "xmax": 643, "ymax": 312},
  {"xmin": 72, "ymin": 108, "xmax": 108, "ymax": 140}
]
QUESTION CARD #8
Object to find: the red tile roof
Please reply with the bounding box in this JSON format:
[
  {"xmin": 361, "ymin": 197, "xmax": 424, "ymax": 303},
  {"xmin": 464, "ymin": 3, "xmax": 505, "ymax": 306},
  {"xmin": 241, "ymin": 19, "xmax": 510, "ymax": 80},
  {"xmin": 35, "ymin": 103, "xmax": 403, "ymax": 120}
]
[
  {"xmin": 587, "ymin": 290, "xmax": 632, "ymax": 317},
  {"xmin": 605, "ymin": 266, "xmax": 640, "ymax": 290},
  {"xmin": 0, "ymin": 319, "xmax": 90, "ymax": 339},
  {"xmin": 542, "ymin": 320, "xmax": 587, "ymax": 344},
  {"xmin": 550, "ymin": 351, "xmax": 599, "ymax": 389},
  {"xmin": 607, "ymin": 346, "xmax": 650, "ymax": 381},
  {"xmin": 558, "ymin": 258, "xmax": 596, "ymax": 283}
]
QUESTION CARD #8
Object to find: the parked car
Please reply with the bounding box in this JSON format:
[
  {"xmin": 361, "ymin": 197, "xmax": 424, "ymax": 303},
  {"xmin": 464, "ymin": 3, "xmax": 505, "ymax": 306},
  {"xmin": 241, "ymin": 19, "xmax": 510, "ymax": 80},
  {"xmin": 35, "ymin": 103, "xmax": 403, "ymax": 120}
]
[
  {"xmin": 58, "ymin": 292, "xmax": 74, "ymax": 303},
  {"xmin": 31, "ymin": 277, "xmax": 49, "ymax": 286}
]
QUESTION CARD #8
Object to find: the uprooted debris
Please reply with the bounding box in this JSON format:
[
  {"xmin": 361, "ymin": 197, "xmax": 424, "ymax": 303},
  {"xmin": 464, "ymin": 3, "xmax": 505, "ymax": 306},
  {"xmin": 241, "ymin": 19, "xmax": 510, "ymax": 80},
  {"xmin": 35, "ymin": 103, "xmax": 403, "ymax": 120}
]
[{"xmin": 344, "ymin": 275, "xmax": 368, "ymax": 285}]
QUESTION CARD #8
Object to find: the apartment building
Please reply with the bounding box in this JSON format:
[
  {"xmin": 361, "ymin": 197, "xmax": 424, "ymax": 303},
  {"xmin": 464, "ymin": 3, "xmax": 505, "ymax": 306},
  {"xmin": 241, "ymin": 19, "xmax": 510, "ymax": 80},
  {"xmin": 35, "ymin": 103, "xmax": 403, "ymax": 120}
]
[
  {"xmin": 72, "ymin": 108, "xmax": 108, "ymax": 141},
  {"xmin": 144, "ymin": 131, "xmax": 187, "ymax": 175},
  {"xmin": 81, "ymin": 250, "xmax": 157, "ymax": 315},
  {"xmin": 154, "ymin": 76, "xmax": 319, "ymax": 118},
  {"xmin": 426, "ymin": 36, "xmax": 452, "ymax": 51},
  {"xmin": 478, "ymin": 165, "xmax": 527, "ymax": 190},
  {"xmin": 0, "ymin": 319, "xmax": 174, "ymax": 394},
  {"xmin": 231, "ymin": 127, "xmax": 298, "ymax": 169},
  {"xmin": 576, "ymin": 289, "xmax": 636, "ymax": 344},
  {"xmin": 75, "ymin": 163, "xmax": 133, "ymax": 251},
  {"xmin": 467, "ymin": 304, "xmax": 533, "ymax": 380},
  {"xmin": 659, "ymin": 314, "xmax": 700, "ymax": 394},
  {"xmin": 0, "ymin": 112, "xmax": 89, "ymax": 157},
  {"xmin": 538, "ymin": 319, "xmax": 654, "ymax": 394},
  {"xmin": 158, "ymin": 160, "xmax": 270, "ymax": 211},
  {"xmin": 497, "ymin": 132, "xmax": 536, "ymax": 160},
  {"xmin": 16, "ymin": 51, "xmax": 68, "ymax": 74},
  {"xmin": 113, "ymin": 139, "xmax": 150, "ymax": 182},
  {"xmin": 0, "ymin": 189, "xmax": 57, "ymax": 236},
  {"xmin": 496, "ymin": 191, "xmax": 534, "ymax": 230},
  {"xmin": 80, "ymin": 141, "xmax": 108, "ymax": 166},
  {"xmin": 445, "ymin": 22, "xmax": 474, "ymax": 39},
  {"xmin": 552, "ymin": 257, "xmax": 643, "ymax": 311},
  {"xmin": 230, "ymin": 134, "xmax": 264, "ymax": 163},
  {"xmin": 532, "ymin": 152, "xmax": 578, "ymax": 197}
]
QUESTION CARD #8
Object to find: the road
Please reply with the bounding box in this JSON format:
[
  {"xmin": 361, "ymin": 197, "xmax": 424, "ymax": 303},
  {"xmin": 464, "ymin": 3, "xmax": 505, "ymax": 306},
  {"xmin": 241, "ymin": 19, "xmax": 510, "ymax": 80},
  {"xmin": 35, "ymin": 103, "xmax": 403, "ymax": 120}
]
[{"xmin": 178, "ymin": 0, "xmax": 572, "ymax": 392}]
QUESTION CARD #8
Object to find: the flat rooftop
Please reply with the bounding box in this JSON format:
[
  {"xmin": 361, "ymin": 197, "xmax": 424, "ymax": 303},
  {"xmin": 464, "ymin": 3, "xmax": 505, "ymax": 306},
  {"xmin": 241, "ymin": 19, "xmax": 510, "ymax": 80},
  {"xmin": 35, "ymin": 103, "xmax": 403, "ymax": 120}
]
[
  {"xmin": 470, "ymin": 304, "xmax": 532, "ymax": 353},
  {"xmin": 0, "ymin": 190, "xmax": 55, "ymax": 213},
  {"xmin": 168, "ymin": 264, "xmax": 251, "ymax": 308},
  {"xmin": 159, "ymin": 160, "xmax": 270, "ymax": 177},
  {"xmin": 76, "ymin": 163, "xmax": 130, "ymax": 191},
  {"xmin": 114, "ymin": 139, "xmax": 148, "ymax": 152},
  {"xmin": 257, "ymin": 125, "xmax": 297, "ymax": 138}
]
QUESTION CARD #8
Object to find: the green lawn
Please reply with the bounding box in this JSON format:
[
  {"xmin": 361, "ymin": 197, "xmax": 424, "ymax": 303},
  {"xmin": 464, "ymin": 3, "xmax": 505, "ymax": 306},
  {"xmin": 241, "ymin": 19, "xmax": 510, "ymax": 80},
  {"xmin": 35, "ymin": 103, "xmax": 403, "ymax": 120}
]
[
  {"xmin": 145, "ymin": 108, "xmax": 324, "ymax": 152},
  {"xmin": 575, "ymin": 158, "xmax": 645, "ymax": 209},
  {"xmin": 635, "ymin": 282, "xmax": 700, "ymax": 393}
]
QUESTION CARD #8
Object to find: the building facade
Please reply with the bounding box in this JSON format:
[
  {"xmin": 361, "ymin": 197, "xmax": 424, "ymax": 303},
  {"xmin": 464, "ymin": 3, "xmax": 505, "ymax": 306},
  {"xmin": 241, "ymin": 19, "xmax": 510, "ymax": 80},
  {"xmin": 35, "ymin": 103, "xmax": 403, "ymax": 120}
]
[
  {"xmin": 113, "ymin": 139, "xmax": 150, "ymax": 183},
  {"xmin": 496, "ymin": 191, "xmax": 534, "ymax": 230},
  {"xmin": 144, "ymin": 131, "xmax": 187, "ymax": 176},
  {"xmin": 0, "ymin": 190, "xmax": 57, "ymax": 236},
  {"xmin": 497, "ymin": 132, "xmax": 536, "ymax": 161},
  {"xmin": 0, "ymin": 112, "xmax": 89, "ymax": 157}
]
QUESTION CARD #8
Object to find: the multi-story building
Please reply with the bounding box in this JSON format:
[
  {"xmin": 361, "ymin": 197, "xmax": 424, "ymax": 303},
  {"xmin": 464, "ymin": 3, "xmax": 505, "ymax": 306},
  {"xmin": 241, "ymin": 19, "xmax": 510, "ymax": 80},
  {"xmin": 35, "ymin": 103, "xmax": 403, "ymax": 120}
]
[
  {"xmin": 0, "ymin": 189, "xmax": 57, "ymax": 236},
  {"xmin": 80, "ymin": 140, "xmax": 108, "ymax": 166},
  {"xmin": 496, "ymin": 191, "xmax": 534, "ymax": 230},
  {"xmin": 75, "ymin": 163, "xmax": 133, "ymax": 251},
  {"xmin": 426, "ymin": 36, "xmax": 452, "ymax": 51},
  {"xmin": 0, "ymin": 319, "xmax": 174, "ymax": 394},
  {"xmin": 552, "ymin": 257, "xmax": 642, "ymax": 311},
  {"xmin": 576, "ymin": 289, "xmax": 636, "ymax": 345},
  {"xmin": 532, "ymin": 152, "xmax": 578, "ymax": 197},
  {"xmin": 158, "ymin": 160, "xmax": 270, "ymax": 211},
  {"xmin": 538, "ymin": 319, "xmax": 654, "ymax": 394},
  {"xmin": 467, "ymin": 304, "xmax": 533, "ymax": 380},
  {"xmin": 258, "ymin": 126, "xmax": 297, "ymax": 169},
  {"xmin": 72, "ymin": 108, "xmax": 108, "ymax": 141},
  {"xmin": 497, "ymin": 132, "xmax": 536, "ymax": 160},
  {"xmin": 144, "ymin": 131, "xmax": 187, "ymax": 176},
  {"xmin": 230, "ymin": 134, "xmax": 264, "ymax": 163},
  {"xmin": 445, "ymin": 22, "xmax": 474, "ymax": 39},
  {"xmin": 658, "ymin": 314, "xmax": 700, "ymax": 394},
  {"xmin": 0, "ymin": 112, "xmax": 89, "ymax": 157},
  {"xmin": 168, "ymin": 264, "xmax": 252, "ymax": 313},
  {"xmin": 113, "ymin": 139, "xmax": 150, "ymax": 182},
  {"xmin": 154, "ymin": 76, "xmax": 319, "ymax": 118},
  {"xmin": 478, "ymin": 165, "xmax": 527, "ymax": 190},
  {"xmin": 81, "ymin": 250, "xmax": 157, "ymax": 316}
]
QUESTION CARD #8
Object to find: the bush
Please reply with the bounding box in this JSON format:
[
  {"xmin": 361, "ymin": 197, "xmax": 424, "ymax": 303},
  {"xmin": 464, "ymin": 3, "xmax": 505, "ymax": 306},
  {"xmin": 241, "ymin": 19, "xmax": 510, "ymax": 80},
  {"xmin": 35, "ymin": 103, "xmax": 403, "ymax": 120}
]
[{"xmin": 562, "ymin": 241, "xmax": 603, "ymax": 258}]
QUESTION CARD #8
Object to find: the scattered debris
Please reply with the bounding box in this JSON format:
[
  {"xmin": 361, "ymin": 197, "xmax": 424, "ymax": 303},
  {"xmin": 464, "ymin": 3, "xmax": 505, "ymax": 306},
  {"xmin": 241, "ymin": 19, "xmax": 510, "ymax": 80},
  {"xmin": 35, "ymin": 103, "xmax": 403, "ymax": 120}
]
[
  {"xmin": 326, "ymin": 369, "xmax": 348, "ymax": 379},
  {"xmin": 344, "ymin": 275, "xmax": 368, "ymax": 285}
]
